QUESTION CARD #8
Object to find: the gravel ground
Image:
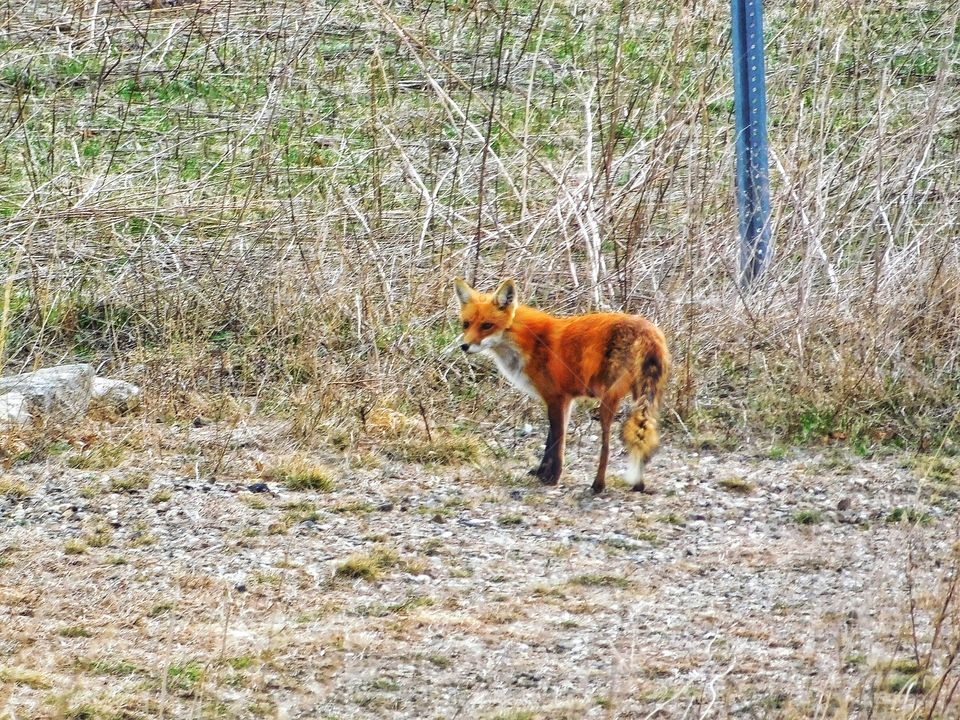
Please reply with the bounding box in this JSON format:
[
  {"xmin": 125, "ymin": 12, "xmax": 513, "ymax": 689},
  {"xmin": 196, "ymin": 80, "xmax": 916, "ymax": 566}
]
[{"xmin": 1, "ymin": 415, "xmax": 957, "ymax": 719}]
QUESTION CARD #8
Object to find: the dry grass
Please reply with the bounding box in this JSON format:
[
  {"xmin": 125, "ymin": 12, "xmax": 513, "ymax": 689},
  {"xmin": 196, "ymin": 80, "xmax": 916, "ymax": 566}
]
[
  {"xmin": 108, "ymin": 473, "xmax": 150, "ymax": 493},
  {"xmin": 383, "ymin": 434, "xmax": 484, "ymax": 465},
  {"xmin": 0, "ymin": 476, "xmax": 31, "ymax": 499},
  {"xmin": 265, "ymin": 456, "xmax": 335, "ymax": 491},
  {"xmin": 0, "ymin": 665, "xmax": 52, "ymax": 690},
  {"xmin": 82, "ymin": 523, "xmax": 113, "ymax": 548},
  {"xmin": 0, "ymin": 0, "xmax": 955, "ymax": 455},
  {"xmin": 335, "ymin": 547, "xmax": 400, "ymax": 582},
  {"xmin": 149, "ymin": 488, "xmax": 172, "ymax": 504},
  {"xmin": 718, "ymin": 476, "xmax": 755, "ymax": 494},
  {"xmin": 63, "ymin": 539, "xmax": 86, "ymax": 555},
  {"xmin": 66, "ymin": 444, "xmax": 124, "ymax": 471}
]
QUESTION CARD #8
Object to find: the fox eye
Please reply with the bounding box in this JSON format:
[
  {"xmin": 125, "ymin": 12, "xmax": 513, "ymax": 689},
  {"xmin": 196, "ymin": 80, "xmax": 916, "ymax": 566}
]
[
  {"xmin": 480, "ymin": 322, "xmax": 494, "ymax": 331},
  {"xmin": 462, "ymin": 321, "xmax": 470, "ymax": 330}
]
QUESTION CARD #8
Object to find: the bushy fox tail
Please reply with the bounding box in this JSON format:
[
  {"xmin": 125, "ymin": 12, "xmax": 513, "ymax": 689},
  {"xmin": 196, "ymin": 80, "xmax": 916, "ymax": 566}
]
[{"xmin": 622, "ymin": 334, "xmax": 669, "ymax": 490}]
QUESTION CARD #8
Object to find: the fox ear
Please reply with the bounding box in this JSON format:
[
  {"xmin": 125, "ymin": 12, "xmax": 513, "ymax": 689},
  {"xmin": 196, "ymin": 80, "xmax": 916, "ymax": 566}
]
[
  {"xmin": 493, "ymin": 279, "xmax": 517, "ymax": 310},
  {"xmin": 453, "ymin": 277, "xmax": 476, "ymax": 305}
]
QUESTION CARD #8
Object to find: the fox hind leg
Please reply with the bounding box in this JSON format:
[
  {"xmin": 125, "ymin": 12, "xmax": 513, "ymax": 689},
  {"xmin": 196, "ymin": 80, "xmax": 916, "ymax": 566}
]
[
  {"xmin": 625, "ymin": 449, "xmax": 647, "ymax": 492},
  {"xmin": 591, "ymin": 397, "xmax": 620, "ymax": 494},
  {"xmin": 622, "ymin": 398, "xmax": 659, "ymax": 492}
]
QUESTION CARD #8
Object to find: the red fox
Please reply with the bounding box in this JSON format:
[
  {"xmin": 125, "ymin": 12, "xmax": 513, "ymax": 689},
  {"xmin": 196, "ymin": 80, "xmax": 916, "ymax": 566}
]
[{"xmin": 455, "ymin": 278, "xmax": 669, "ymax": 494}]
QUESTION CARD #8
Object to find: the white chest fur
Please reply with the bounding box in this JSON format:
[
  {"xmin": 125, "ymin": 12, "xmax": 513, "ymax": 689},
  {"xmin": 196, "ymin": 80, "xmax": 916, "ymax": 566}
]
[{"xmin": 482, "ymin": 337, "xmax": 541, "ymax": 400}]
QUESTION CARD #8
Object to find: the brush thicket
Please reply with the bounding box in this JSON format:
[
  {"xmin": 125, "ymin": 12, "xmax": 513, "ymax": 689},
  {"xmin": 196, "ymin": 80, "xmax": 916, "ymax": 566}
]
[{"xmin": 0, "ymin": 1, "xmax": 957, "ymax": 454}]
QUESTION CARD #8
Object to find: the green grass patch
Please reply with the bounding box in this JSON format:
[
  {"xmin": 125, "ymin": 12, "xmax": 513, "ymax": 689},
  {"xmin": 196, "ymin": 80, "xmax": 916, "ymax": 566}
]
[
  {"xmin": 226, "ymin": 656, "xmax": 256, "ymax": 671},
  {"xmin": 425, "ymin": 653, "xmax": 452, "ymax": 669},
  {"xmin": 355, "ymin": 594, "xmax": 434, "ymax": 617},
  {"xmin": 74, "ymin": 658, "xmax": 143, "ymax": 677},
  {"xmin": 368, "ymin": 677, "xmax": 399, "ymax": 691},
  {"xmin": 792, "ymin": 509, "xmax": 823, "ymax": 525},
  {"xmin": 147, "ymin": 601, "xmax": 175, "ymax": 618},
  {"xmin": 58, "ymin": 626, "xmax": 93, "ymax": 638},
  {"xmin": 168, "ymin": 661, "xmax": 204, "ymax": 690},
  {"xmin": 569, "ymin": 574, "xmax": 631, "ymax": 590},
  {"xmin": 878, "ymin": 658, "xmax": 930, "ymax": 695},
  {"xmin": 885, "ymin": 507, "xmax": 933, "ymax": 526}
]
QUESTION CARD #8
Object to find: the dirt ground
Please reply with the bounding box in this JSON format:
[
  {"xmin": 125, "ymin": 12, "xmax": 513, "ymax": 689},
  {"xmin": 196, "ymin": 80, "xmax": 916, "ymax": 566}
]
[{"xmin": 1, "ymin": 413, "xmax": 957, "ymax": 719}]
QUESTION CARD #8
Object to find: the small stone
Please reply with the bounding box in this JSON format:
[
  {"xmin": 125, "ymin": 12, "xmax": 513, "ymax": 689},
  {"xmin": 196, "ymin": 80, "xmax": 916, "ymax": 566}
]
[
  {"xmin": 837, "ymin": 497, "xmax": 852, "ymax": 512},
  {"xmin": 377, "ymin": 502, "xmax": 394, "ymax": 512},
  {"xmin": 603, "ymin": 536, "xmax": 637, "ymax": 550},
  {"xmin": 90, "ymin": 377, "xmax": 141, "ymax": 412},
  {"xmin": 235, "ymin": 583, "xmax": 247, "ymax": 593},
  {"xmin": 509, "ymin": 490, "xmax": 524, "ymax": 500},
  {"xmin": 0, "ymin": 364, "xmax": 94, "ymax": 424},
  {"xmin": 0, "ymin": 392, "xmax": 30, "ymax": 427},
  {"xmin": 513, "ymin": 672, "xmax": 541, "ymax": 688},
  {"xmin": 246, "ymin": 482, "xmax": 270, "ymax": 493}
]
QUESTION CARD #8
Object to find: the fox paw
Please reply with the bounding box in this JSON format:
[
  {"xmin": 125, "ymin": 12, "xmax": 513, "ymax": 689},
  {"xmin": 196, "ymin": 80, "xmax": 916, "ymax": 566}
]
[{"xmin": 538, "ymin": 469, "xmax": 560, "ymax": 486}]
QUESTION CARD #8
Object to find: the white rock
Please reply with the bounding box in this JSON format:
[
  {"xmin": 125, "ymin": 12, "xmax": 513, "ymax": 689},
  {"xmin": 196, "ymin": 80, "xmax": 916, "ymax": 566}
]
[
  {"xmin": 0, "ymin": 364, "xmax": 94, "ymax": 424},
  {"xmin": 0, "ymin": 391, "xmax": 31, "ymax": 427},
  {"xmin": 91, "ymin": 377, "xmax": 142, "ymax": 412}
]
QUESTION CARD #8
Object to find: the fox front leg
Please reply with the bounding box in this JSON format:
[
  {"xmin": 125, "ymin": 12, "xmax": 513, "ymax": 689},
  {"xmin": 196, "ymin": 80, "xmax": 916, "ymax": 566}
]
[{"xmin": 533, "ymin": 398, "xmax": 570, "ymax": 486}]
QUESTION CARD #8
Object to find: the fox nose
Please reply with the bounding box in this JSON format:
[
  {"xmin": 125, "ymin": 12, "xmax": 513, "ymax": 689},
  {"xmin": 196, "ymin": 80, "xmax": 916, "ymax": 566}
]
[{"xmin": 460, "ymin": 344, "xmax": 470, "ymax": 352}]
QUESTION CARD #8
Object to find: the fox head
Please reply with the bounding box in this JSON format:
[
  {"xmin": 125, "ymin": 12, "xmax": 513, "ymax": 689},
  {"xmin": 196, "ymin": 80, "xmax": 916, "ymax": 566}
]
[{"xmin": 454, "ymin": 277, "xmax": 517, "ymax": 354}]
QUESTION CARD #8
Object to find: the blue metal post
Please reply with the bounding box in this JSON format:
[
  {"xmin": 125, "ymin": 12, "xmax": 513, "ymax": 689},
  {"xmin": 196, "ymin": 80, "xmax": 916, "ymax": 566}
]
[{"xmin": 731, "ymin": 0, "xmax": 772, "ymax": 286}]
